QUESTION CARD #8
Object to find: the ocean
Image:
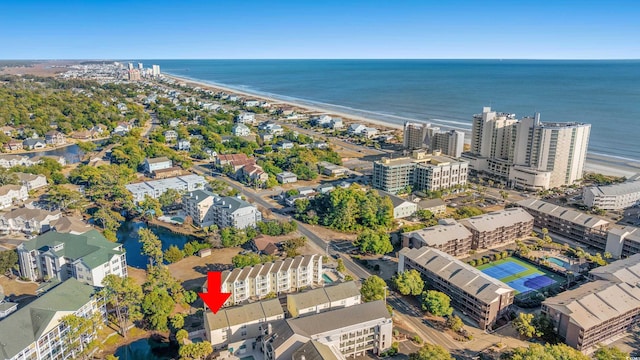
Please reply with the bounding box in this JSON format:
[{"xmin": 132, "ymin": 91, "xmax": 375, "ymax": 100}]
[{"xmin": 144, "ymin": 60, "xmax": 640, "ymax": 161}]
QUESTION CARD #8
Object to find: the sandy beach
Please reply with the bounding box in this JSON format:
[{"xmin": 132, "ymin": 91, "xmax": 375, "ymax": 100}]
[{"xmin": 165, "ymin": 73, "xmax": 640, "ymax": 178}]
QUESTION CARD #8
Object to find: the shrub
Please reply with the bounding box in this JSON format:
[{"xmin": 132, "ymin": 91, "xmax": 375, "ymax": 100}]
[{"xmin": 412, "ymin": 335, "xmax": 423, "ymax": 344}]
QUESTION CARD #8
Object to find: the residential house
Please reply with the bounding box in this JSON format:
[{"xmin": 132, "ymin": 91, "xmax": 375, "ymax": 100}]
[
  {"xmin": 259, "ymin": 132, "xmax": 274, "ymax": 143},
  {"xmin": 316, "ymin": 183, "xmax": 335, "ymax": 194},
  {"xmin": 0, "ymin": 126, "xmax": 15, "ymax": 136},
  {"xmin": 177, "ymin": 139, "xmax": 191, "ymax": 151},
  {"xmin": 90, "ymin": 124, "xmax": 107, "ymax": 136},
  {"xmin": 17, "ymin": 230, "xmax": 127, "ymax": 286},
  {"xmin": 44, "ymin": 131, "xmax": 66, "ymax": 145},
  {"xmin": 50, "ymin": 216, "xmax": 92, "ymax": 235},
  {"xmin": 143, "ymin": 156, "xmax": 173, "ymax": 174},
  {"xmin": 310, "ymin": 115, "xmax": 332, "ymax": 127},
  {"xmin": 22, "ymin": 138, "xmax": 46, "ymax": 150},
  {"xmin": 402, "ymin": 219, "xmax": 473, "ymax": 257},
  {"xmin": 14, "ymin": 172, "xmax": 47, "ymax": 191},
  {"xmin": 262, "ymin": 301, "xmax": 392, "ymax": 359},
  {"xmin": 112, "ymin": 122, "xmax": 131, "ymax": 135},
  {"xmin": 3, "ymin": 140, "xmax": 23, "ymax": 151},
  {"xmin": 71, "ymin": 130, "xmax": 92, "ymax": 140},
  {"xmin": 251, "ymin": 235, "xmax": 281, "ymax": 255},
  {"xmin": 287, "ymin": 281, "xmax": 360, "ymax": 318},
  {"xmin": 183, "ymin": 189, "xmax": 262, "ymax": 229},
  {"xmin": 235, "ymin": 112, "xmax": 256, "ymax": 125},
  {"xmin": 318, "ymin": 161, "xmax": 349, "ymax": 177},
  {"xmin": 0, "ymin": 155, "xmax": 34, "ymax": 168},
  {"xmin": 216, "ymin": 153, "xmax": 256, "ymax": 172},
  {"xmin": 232, "ymin": 123, "xmax": 251, "ymax": 137},
  {"xmin": 0, "ymin": 185, "xmax": 28, "ymax": 209},
  {"xmin": 310, "ymin": 141, "xmax": 329, "ymax": 150},
  {"xmin": 362, "ymin": 127, "xmax": 379, "ymax": 139},
  {"xmin": 275, "ymin": 140, "xmax": 294, "ymax": 150},
  {"xmin": 276, "ymin": 172, "xmax": 298, "ymax": 184},
  {"xmin": 244, "ymin": 99, "xmax": 260, "ymax": 107},
  {"xmin": 240, "ymin": 163, "xmax": 269, "ymax": 185},
  {"xmin": 169, "ymin": 119, "xmax": 182, "ymax": 127},
  {"xmin": 417, "ymin": 198, "xmax": 447, "ymax": 215},
  {"xmin": 204, "ymin": 299, "xmax": 285, "ymax": 351},
  {"xmin": 376, "ymin": 190, "xmax": 417, "ymax": 219},
  {"xmin": 259, "ymin": 122, "xmax": 284, "ymax": 135},
  {"xmin": 126, "ymin": 175, "xmax": 206, "ymax": 202},
  {"xmin": 399, "ymin": 247, "xmax": 515, "ymax": 330},
  {"xmin": 164, "ymin": 130, "xmax": 178, "ymax": 142},
  {"xmin": 218, "ymin": 254, "xmax": 323, "ymax": 306},
  {"xmin": 329, "ymin": 117, "xmax": 343, "ymax": 129},
  {"xmin": 347, "ymin": 124, "xmax": 367, "ymax": 136},
  {"xmin": 0, "ymin": 279, "xmax": 107, "ymax": 360},
  {"xmin": 0, "ymin": 208, "xmax": 61, "ymax": 234}
]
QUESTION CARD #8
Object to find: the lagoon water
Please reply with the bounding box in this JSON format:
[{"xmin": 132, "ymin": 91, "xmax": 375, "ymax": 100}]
[
  {"xmin": 116, "ymin": 220, "xmax": 192, "ymax": 269},
  {"xmin": 146, "ymin": 59, "xmax": 640, "ymax": 161}
]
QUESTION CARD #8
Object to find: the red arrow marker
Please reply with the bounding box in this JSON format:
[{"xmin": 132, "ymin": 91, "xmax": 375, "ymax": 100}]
[{"xmin": 198, "ymin": 272, "xmax": 232, "ymax": 314}]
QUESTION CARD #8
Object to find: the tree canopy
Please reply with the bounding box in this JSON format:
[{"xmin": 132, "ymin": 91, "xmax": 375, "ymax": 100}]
[
  {"xmin": 360, "ymin": 275, "xmax": 387, "ymax": 302},
  {"xmin": 408, "ymin": 344, "xmax": 452, "ymax": 360},
  {"xmin": 393, "ymin": 269, "xmax": 424, "ymax": 296},
  {"xmin": 421, "ymin": 290, "xmax": 453, "ymax": 316}
]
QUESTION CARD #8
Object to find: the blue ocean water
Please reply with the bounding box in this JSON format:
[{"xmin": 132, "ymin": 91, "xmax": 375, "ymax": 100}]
[{"xmin": 145, "ymin": 60, "xmax": 640, "ymax": 160}]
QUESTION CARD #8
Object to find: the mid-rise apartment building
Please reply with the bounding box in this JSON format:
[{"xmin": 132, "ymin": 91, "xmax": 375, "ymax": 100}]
[
  {"xmin": 399, "ymin": 247, "xmax": 515, "ymax": 329},
  {"xmin": 583, "ymin": 180, "xmax": 640, "ymax": 210},
  {"xmin": 125, "ymin": 174, "xmax": 207, "ymax": 202},
  {"xmin": 459, "ymin": 208, "xmax": 534, "ymax": 250},
  {"xmin": 517, "ymin": 199, "xmax": 611, "ymax": 250},
  {"xmin": 204, "ymin": 299, "xmax": 285, "ymax": 351},
  {"xmin": 183, "ymin": 190, "xmax": 262, "ymax": 229},
  {"xmin": 605, "ymin": 226, "xmax": 640, "ymax": 259},
  {"xmin": 287, "ymin": 281, "xmax": 361, "ymax": 318},
  {"xmin": 373, "ymin": 150, "xmax": 468, "ymax": 194},
  {"xmin": 542, "ymin": 280, "xmax": 640, "ymax": 353},
  {"xmin": 219, "ymin": 255, "xmax": 323, "ymax": 306},
  {"xmin": 464, "ymin": 107, "xmax": 591, "ymax": 189},
  {"xmin": 263, "ymin": 300, "xmax": 393, "ymax": 359},
  {"xmin": 17, "ymin": 230, "xmax": 127, "ymax": 287},
  {"xmin": 0, "ymin": 279, "xmax": 106, "ymax": 360},
  {"xmin": 401, "ymin": 219, "xmax": 473, "ymax": 257},
  {"xmin": 431, "ymin": 130, "xmax": 465, "ymax": 158}
]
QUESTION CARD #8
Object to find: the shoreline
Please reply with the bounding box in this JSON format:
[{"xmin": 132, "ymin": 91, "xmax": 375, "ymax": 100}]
[{"xmin": 163, "ymin": 73, "xmax": 640, "ymax": 178}]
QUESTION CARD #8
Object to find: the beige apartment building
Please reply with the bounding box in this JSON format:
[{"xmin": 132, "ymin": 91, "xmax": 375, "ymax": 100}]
[
  {"xmin": 401, "ymin": 219, "xmax": 473, "ymax": 257},
  {"xmin": 542, "ymin": 280, "xmax": 640, "ymax": 352},
  {"xmin": 372, "ymin": 150, "xmax": 468, "ymax": 194},
  {"xmin": 459, "ymin": 208, "xmax": 534, "ymax": 250},
  {"xmin": 218, "ymin": 255, "xmax": 323, "ymax": 306},
  {"xmin": 517, "ymin": 199, "xmax": 611, "ymax": 250},
  {"xmin": 399, "ymin": 247, "xmax": 515, "ymax": 329},
  {"xmin": 287, "ymin": 281, "xmax": 361, "ymax": 318}
]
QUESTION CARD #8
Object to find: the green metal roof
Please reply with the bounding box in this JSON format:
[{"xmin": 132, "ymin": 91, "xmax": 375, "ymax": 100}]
[
  {"xmin": 0, "ymin": 279, "xmax": 97, "ymax": 359},
  {"xmin": 22, "ymin": 230, "xmax": 124, "ymax": 270}
]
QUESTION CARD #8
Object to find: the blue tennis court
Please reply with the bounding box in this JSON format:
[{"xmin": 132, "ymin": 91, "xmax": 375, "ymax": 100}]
[
  {"xmin": 481, "ymin": 262, "xmax": 527, "ymax": 280},
  {"xmin": 506, "ymin": 274, "xmax": 557, "ymax": 294}
]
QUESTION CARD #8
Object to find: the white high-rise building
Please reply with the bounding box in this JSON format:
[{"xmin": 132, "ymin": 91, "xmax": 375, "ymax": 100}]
[
  {"xmin": 403, "ymin": 122, "xmax": 439, "ymax": 150},
  {"xmin": 432, "ymin": 130, "xmax": 465, "ymax": 158},
  {"xmin": 464, "ymin": 107, "xmax": 591, "ymax": 190},
  {"xmin": 127, "ymin": 62, "xmax": 134, "ymax": 70},
  {"xmin": 152, "ymin": 64, "xmax": 161, "ymax": 77},
  {"xmin": 137, "ymin": 62, "xmax": 143, "ymax": 70}
]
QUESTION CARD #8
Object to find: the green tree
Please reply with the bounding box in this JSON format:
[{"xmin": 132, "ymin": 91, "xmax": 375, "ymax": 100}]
[
  {"xmin": 158, "ymin": 188, "xmax": 182, "ymax": 208},
  {"xmin": 594, "ymin": 346, "xmax": 629, "ymax": 360},
  {"xmin": 336, "ymin": 258, "xmax": 346, "ymax": 273},
  {"xmin": 164, "ymin": 245, "xmax": 184, "ymax": 263},
  {"xmin": 105, "ymin": 355, "xmax": 119, "ymax": 360},
  {"xmin": 101, "ymin": 274, "xmax": 143, "ymax": 337},
  {"xmin": 283, "ymin": 236, "xmax": 306, "ymax": 257},
  {"xmin": 140, "ymin": 195, "xmax": 163, "ymax": 218},
  {"xmin": 232, "ymin": 253, "xmax": 274, "ymax": 268},
  {"xmin": 513, "ymin": 313, "xmax": 540, "ymax": 338},
  {"xmin": 0, "ymin": 169, "xmax": 17, "ymax": 186},
  {"xmin": 509, "ymin": 344, "xmax": 589, "ymax": 360},
  {"xmin": 421, "ymin": 290, "xmax": 453, "ymax": 316},
  {"xmin": 408, "ymin": 344, "xmax": 453, "ymax": 360},
  {"xmin": 415, "ymin": 209, "xmax": 434, "ymax": 221},
  {"xmin": 139, "ymin": 228, "xmax": 163, "ymax": 266},
  {"xmin": 176, "ymin": 329, "xmax": 189, "ymax": 344},
  {"xmin": 178, "ymin": 341, "xmax": 213, "ymax": 360},
  {"xmin": 171, "ymin": 314, "xmax": 185, "ymax": 330},
  {"xmin": 0, "ymin": 250, "xmax": 18, "ymax": 275},
  {"xmin": 92, "ymin": 206, "xmax": 124, "ymax": 241},
  {"xmin": 355, "ymin": 229, "xmax": 393, "ymax": 255},
  {"xmin": 48, "ymin": 184, "xmax": 87, "ymax": 211},
  {"xmin": 445, "ymin": 315, "xmax": 464, "ymax": 333},
  {"xmin": 60, "ymin": 314, "xmax": 94, "ymax": 359},
  {"xmin": 142, "ymin": 287, "xmax": 175, "ymax": 331},
  {"xmin": 360, "ymin": 275, "xmax": 387, "ymax": 302},
  {"xmin": 77, "ymin": 141, "xmax": 97, "ymax": 153},
  {"xmin": 393, "ymin": 270, "xmax": 424, "ymax": 296}
]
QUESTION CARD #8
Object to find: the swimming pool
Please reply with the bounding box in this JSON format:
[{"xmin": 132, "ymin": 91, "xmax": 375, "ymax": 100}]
[
  {"xmin": 322, "ymin": 274, "xmax": 334, "ymax": 283},
  {"xmin": 547, "ymin": 257, "xmax": 570, "ymax": 269}
]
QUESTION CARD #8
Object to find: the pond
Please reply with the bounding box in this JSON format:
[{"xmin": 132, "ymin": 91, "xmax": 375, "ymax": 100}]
[
  {"xmin": 114, "ymin": 337, "xmax": 178, "ymax": 360},
  {"xmin": 25, "ymin": 139, "xmax": 106, "ymax": 164},
  {"xmin": 117, "ymin": 220, "xmax": 193, "ymax": 269}
]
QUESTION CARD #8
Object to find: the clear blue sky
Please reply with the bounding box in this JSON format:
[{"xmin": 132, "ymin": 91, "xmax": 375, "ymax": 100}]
[{"xmin": 2, "ymin": 0, "xmax": 639, "ymax": 59}]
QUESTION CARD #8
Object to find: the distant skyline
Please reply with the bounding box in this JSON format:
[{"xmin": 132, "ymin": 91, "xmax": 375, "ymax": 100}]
[{"xmin": 2, "ymin": 0, "xmax": 639, "ymax": 60}]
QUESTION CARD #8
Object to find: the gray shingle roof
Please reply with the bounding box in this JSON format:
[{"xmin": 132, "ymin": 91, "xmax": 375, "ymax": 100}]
[
  {"xmin": 205, "ymin": 298, "xmax": 283, "ymax": 330},
  {"xmin": 589, "ymin": 253, "xmax": 640, "ymax": 285},
  {"xmin": 517, "ymin": 198, "xmax": 610, "ymax": 228},
  {"xmin": 459, "ymin": 208, "xmax": 533, "ymax": 233},
  {"xmin": 403, "ymin": 219, "xmax": 472, "ymax": 246}
]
